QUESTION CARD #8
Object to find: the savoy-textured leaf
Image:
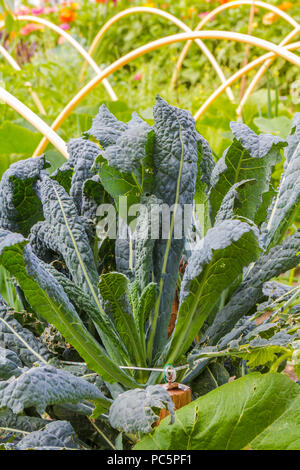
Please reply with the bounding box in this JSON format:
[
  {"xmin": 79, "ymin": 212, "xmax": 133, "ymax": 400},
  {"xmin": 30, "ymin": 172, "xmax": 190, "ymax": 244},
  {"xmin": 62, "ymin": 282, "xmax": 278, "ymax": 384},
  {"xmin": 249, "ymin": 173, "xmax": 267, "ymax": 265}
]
[
  {"xmin": 0, "ymin": 305, "xmax": 50, "ymax": 367},
  {"xmin": 135, "ymin": 373, "xmax": 300, "ymax": 450},
  {"xmin": 209, "ymin": 123, "xmax": 285, "ymax": 223},
  {"xmin": 87, "ymin": 104, "xmax": 127, "ymax": 148},
  {"xmin": 32, "ymin": 175, "xmax": 99, "ymax": 293},
  {"xmin": 95, "ymin": 112, "xmax": 153, "ymax": 175},
  {"xmin": 0, "ymin": 409, "xmax": 46, "ymax": 442},
  {"xmin": 0, "ymin": 156, "xmax": 49, "ymax": 236},
  {"xmin": 0, "ymin": 364, "xmax": 108, "ymax": 415},
  {"xmin": 16, "ymin": 420, "xmax": 83, "ymax": 450},
  {"xmin": 109, "ymin": 385, "xmax": 174, "ymax": 434},
  {"xmin": 134, "ymin": 195, "xmax": 160, "ymax": 292},
  {"xmin": 67, "ymin": 138, "xmax": 100, "ymax": 213},
  {"xmin": 205, "ymin": 229, "xmax": 300, "ymax": 345},
  {"xmin": 152, "ymin": 96, "xmax": 198, "ymax": 355},
  {"xmin": 266, "ymin": 113, "xmax": 300, "ymax": 247},
  {"xmin": 164, "ymin": 219, "xmax": 259, "ymax": 364},
  {"xmin": 0, "ymin": 346, "xmax": 22, "ymax": 380},
  {"xmin": 0, "ymin": 229, "xmax": 136, "ymax": 387}
]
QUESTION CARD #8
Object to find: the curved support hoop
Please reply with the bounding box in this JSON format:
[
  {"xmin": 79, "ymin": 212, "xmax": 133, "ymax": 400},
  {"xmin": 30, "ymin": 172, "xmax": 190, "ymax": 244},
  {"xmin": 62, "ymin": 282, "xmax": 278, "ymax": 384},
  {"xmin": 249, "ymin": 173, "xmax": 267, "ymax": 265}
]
[
  {"xmin": 81, "ymin": 6, "xmax": 234, "ymax": 102},
  {"xmin": 0, "ymin": 87, "xmax": 68, "ymax": 158},
  {"xmin": 194, "ymin": 41, "xmax": 300, "ymax": 120},
  {"xmin": 33, "ymin": 31, "xmax": 300, "ymax": 158},
  {"xmin": 0, "ymin": 42, "xmax": 46, "ymax": 114},
  {"xmin": 237, "ymin": 25, "xmax": 300, "ymax": 118},
  {"xmin": 0, "ymin": 15, "xmax": 118, "ymax": 101},
  {"xmin": 172, "ymin": 0, "xmax": 298, "ymax": 87}
]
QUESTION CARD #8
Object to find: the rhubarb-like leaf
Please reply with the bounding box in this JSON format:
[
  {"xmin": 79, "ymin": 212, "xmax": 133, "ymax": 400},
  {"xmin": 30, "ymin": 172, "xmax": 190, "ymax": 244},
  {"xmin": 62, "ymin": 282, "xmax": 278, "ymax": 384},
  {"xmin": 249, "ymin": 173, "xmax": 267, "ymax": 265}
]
[{"xmin": 135, "ymin": 373, "xmax": 300, "ymax": 450}]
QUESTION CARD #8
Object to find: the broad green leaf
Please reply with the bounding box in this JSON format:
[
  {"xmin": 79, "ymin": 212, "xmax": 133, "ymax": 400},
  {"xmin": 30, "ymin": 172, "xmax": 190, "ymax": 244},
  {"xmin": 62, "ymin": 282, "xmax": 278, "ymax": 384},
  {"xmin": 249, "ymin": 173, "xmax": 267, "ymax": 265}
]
[
  {"xmin": 98, "ymin": 163, "xmax": 142, "ymax": 215},
  {"xmin": 0, "ymin": 363, "xmax": 109, "ymax": 415},
  {"xmin": 266, "ymin": 114, "xmax": 300, "ymax": 247},
  {"xmin": 209, "ymin": 123, "xmax": 285, "ymax": 223},
  {"xmin": 0, "ymin": 121, "xmax": 40, "ymax": 157},
  {"xmin": 206, "ymin": 229, "xmax": 300, "ymax": 345},
  {"xmin": 253, "ymin": 116, "xmax": 292, "ymax": 139},
  {"xmin": 98, "ymin": 272, "xmax": 146, "ymax": 368},
  {"xmin": 165, "ymin": 219, "xmax": 260, "ymax": 364},
  {"xmin": 0, "ymin": 229, "xmax": 136, "ymax": 387},
  {"xmin": 135, "ymin": 373, "xmax": 300, "ymax": 450},
  {"xmin": 151, "ymin": 96, "xmax": 198, "ymax": 356},
  {"xmin": 0, "ymin": 156, "xmax": 49, "ymax": 236}
]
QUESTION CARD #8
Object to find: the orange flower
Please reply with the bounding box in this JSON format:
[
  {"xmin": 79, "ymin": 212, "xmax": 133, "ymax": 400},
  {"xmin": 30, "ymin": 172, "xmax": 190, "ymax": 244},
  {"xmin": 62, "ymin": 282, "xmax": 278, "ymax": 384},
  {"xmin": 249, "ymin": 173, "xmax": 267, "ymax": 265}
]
[
  {"xmin": 59, "ymin": 6, "xmax": 77, "ymax": 23},
  {"xmin": 279, "ymin": 1, "xmax": 293, "ymax": 11},
  {"xmin": 20, "ymin": 23, "xmax": 44, "ymax": 35},
  {"xmin": 262, "ymin": 12, "xmax": 278, "ymax": 25}
]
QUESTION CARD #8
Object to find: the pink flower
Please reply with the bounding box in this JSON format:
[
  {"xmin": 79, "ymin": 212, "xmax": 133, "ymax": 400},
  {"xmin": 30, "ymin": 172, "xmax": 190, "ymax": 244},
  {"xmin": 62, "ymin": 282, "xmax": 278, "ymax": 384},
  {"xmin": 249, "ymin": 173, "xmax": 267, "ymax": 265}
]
[
  {"xmin": 59, "ymin": 23, "xmax": 70, "ymax": 30},
  {"xmin": 134, "ymin": 73, "xmax": 142, "ymax": 81},
  {"xmin": 198, "ymin": 12, "xmax": 215, "ymax": 20},
  {"xmin": 20, "ymin": 23, "xmax": 44, "ymax": 35},
  {"xmin": 58, "ymin": 36, "xmax": 67, "ymax": 45},
  {"xmin": 15, "ymin": 6, "xmax": 31, "ymax": 15},
  {"xmin": 31, "ymin": 7, "xmax": 44, "ymax": 15}
]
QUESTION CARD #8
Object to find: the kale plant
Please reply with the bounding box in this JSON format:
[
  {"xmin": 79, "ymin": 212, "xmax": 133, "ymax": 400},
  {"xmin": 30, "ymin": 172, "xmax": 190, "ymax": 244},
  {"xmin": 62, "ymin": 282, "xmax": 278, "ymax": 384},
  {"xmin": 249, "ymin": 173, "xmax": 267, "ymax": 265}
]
[{"xmin": 0, "ymin": 98, "xmax": 300, "ymax": 447}]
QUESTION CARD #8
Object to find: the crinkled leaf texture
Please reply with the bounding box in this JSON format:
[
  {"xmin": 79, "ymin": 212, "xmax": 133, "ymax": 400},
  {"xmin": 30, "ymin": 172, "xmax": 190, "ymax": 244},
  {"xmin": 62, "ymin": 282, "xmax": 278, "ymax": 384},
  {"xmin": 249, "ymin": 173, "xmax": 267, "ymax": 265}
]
[
  {"xmin": 31, "ymin": 175, "xmax": 99, "ymax": 293},
  {"xmin": 0, "ymin": 346, "xmax": 22, "ymax": 380},
  {"xmin": 0, "ymin": 364, "xmax": 109, "ymax": 415},
  {"xmin": 67, "ymin": 138, "xmax": 100, "ymax": 213},
  {"xmin": 266, "ymin": 113, "xmax": 300, "ymax": 247},
  {"xmin": 205, "ymin": 229, "xmax": 300, "ymax": 346},
  {"xmin": 152, "ymin": 96, "xmax": 198, "ymax": 354},
  {"xmin": 134, "ymin": 373, "xmax": 300, "ymax": 450},
  {"xmin": 163, "ymin": 219, "xmax": 260, "ymax": 365},
  {"xmin": 109, "ymin": 385, "xmax": 174, "ymax": 434},
  {"xmin": 0, "ymin": 156, "xmax": 50, "ymax": 236},
  {"xmin": 210, "ymin": 123, "xmax": 285, "ymax": 224},
  {"xmin": 0, "ymin": 229, "xmax": 136, "ymax": 387},
  {"xmin": 16, "ymin": 421, "xmax": 83, "ymax": 450},
  {"xmin": 0, "ymin": 303, "xmax": 51, "ymax": 367},
  {"xmin": 0, "ymin": 409, "xmax": 47, "ymax": 441}
]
